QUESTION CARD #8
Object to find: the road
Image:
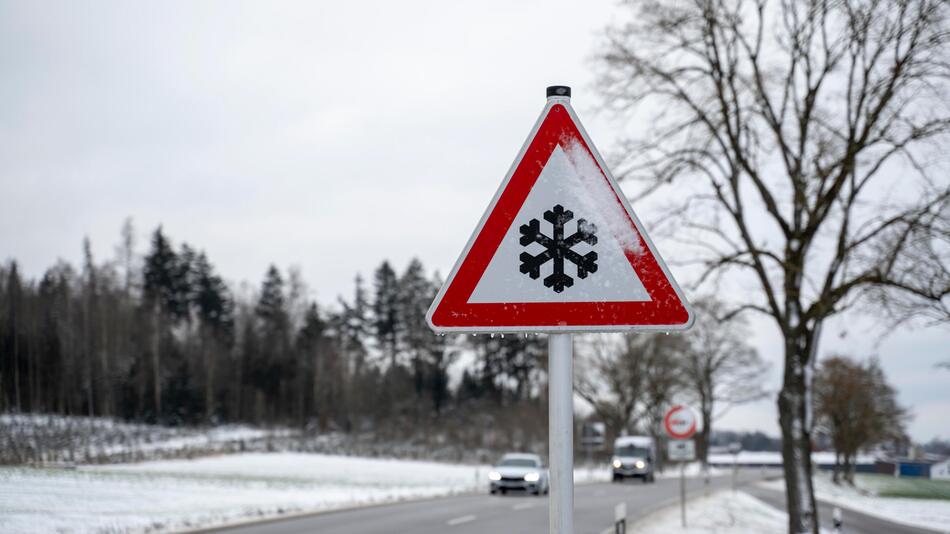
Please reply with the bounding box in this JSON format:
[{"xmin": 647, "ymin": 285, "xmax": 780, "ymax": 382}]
[
  {"xmin": 206, "ymin": 469, "xmax": 941, "ymax": 534},
  {"xmin": 208, "ymin": 470, "xmax": 767, "ymax": 534},
  {"xmin": 743, "ymin": 485, "xmax": 942, "ymax": 534}
]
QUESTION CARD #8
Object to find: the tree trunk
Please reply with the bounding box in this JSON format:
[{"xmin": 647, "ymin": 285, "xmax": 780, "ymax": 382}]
[
  {"xmin": 13, "ymin": 313, "xmax": 20, "ymax": 412},
  {"xmin": 844, "ymin": 453, "xmax": 855, "ymax": 485},
  {"xmin": 27, "ymin": 309, "xmax": 35, "ymax": 412},
  {"xmin": 99, "ymin": 309, "xmax": 112, "ymax": 417},
  {"xmin": 778, "ymin": 328, "xmax": 819, "ymax": 534},
  {"xmin": 312, "ymin": 346, "xmax": 321, "ymax": 429},
  {"xmin": 649, "ymin": 420, "xmax": 666, "ymax": 473},
  {"xmin": 232, "ymin": 346, "xmax": 243, "ymax": 422},
  {"xmin": 699, "ymin": 393, "xmax": 712, "ymax": 466},
  {"xmin": 204, "ymin": 343, "xmax": 215, "ymax": 423},
  {"xmin": 832, "ymin": 451, "xmax": 841, "ymax": 484},
  {"xmin": 83, "ymin": 287, "xmax": 94, "ymax": 417},
  {"xmin": 296, "ymin": 359, "xmax": 305, "ymax": 428},
  {"xmin": 151, "ymin": 308, "xmax": 162, "ymax": 419}
]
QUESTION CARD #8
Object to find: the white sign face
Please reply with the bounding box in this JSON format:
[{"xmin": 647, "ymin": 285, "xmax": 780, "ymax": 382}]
[
  {"xmin": 667, "ymin": 439, "xmax": 695, "ymax": 461},
  {"xmin": 468, "ymin": 145, "xmax": 651, "ymax": 304},
  {"xmin": 580, "ymin": 421, "xmax": 606, "ymax": 447}
]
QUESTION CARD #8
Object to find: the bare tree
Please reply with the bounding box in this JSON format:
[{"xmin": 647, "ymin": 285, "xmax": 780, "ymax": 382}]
[
  {"xmin": 575, "ymin": 334, "xmax": 644, "ymax": 441},
  {"xmin": 814, "ymin": 355, "xmax": 908, "ymax": 484},
  {"xmin": 576, "ymin": 332, "xmax": 686, "ymax": 463},
  {"xmin": 597, "ymin": 1, "xmax": 950, "ymax": 531},
  {"xmin": 873, "ymin": 200, "xmax": 950, "ymax": 325},
  {"xmin": 682, "ymin": 298, "xmax": 769, "ymax": 464},
  {"xmin": 637, "ymin": 333, "xmax": 689, "ymax": 472}
]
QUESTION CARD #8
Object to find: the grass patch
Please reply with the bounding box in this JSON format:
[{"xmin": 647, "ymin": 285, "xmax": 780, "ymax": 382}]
[{"xmin": 856, "ymin": 473, "xmax": 950, "ymax": 500}]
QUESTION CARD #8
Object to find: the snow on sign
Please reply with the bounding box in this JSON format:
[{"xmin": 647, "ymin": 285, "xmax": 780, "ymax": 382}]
[
  {"xmin": 427, "ymin": 87, "xmax": 693, "ymax": 333},
  {"xmin": 664, "ymin": 405, "xmax": 697, "ymax": 440}
]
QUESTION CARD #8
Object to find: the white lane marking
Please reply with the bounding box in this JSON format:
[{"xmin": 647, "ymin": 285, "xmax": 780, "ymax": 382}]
[
  {"xmin": 512, "ymin": 502, "xmax": 534, "ymax": 510},
  {"xmin": 447, "ymin": 514, "xmax": 476, "ymax": 526}
]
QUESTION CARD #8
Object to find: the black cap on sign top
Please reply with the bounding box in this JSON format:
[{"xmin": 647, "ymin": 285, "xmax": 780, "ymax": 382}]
[{"xmin": 546, "ymin": 85, "xmax": 571, "ymax": 98}]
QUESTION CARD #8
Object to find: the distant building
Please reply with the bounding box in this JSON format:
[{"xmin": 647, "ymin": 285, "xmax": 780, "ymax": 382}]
[
  {"xmin": 876, "ymin": 455, "xmax": 947, "ymax": 478},
  {"xmin": 932, "ymin": 459, "xmax": 950, "ymax": 481},
  {"xmin": 706, "ymin": 451, "xmax": 875, "ymax": 471}
]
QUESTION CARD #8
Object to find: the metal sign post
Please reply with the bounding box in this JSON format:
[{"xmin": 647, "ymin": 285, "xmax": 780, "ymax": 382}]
[
  {"xmin": 665, "ymin": 408, "xmax": 698, "ymax": 531},
  {"xmin": 667, "ymin": 438, "xmax": 696, "ymax": 528},
  {"xmin": 680, "ymin": 461, "xmax": 687, "ymax": 528},
  {"xmin": 549, "ymin": 333, "xmax": 574, "ymax": 534}
]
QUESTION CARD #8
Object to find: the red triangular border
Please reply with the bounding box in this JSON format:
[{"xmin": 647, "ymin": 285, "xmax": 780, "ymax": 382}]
[{"xmin": 427, "ymin": 101, "xmax": 692, "ymax": 332}]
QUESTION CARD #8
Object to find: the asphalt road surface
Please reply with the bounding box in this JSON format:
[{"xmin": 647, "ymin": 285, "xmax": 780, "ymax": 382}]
[
  {"xmin": 743, "ymin": 485, "xmax": 943, "ymax": 534},
  {"xmin": 209, "ymin": 469, "xmax": 769, "ymax": 534},
  {"xmin": 207, "ymin": 469, "xmax": 942, "ymax": 534}
]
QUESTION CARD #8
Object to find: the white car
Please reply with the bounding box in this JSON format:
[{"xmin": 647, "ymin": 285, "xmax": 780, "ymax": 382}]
[{"xmin": 488, "ymin": 453, "xmax": 550, "ymax": 495}]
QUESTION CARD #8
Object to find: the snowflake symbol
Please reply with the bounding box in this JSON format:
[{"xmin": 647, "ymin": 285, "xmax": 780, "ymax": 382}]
[{"xmin": 519, "ymin": 204, "xmax": 598, "ymax": 293}]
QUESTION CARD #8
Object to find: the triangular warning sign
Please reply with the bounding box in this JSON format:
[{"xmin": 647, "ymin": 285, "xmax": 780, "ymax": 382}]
[{"xmin": 427, "ymin": 92, "xmax": 693, "ymax": 332}]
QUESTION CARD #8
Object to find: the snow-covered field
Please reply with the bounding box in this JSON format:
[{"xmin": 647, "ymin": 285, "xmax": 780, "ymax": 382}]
[
  {"xmin": 762, "ymin": 472, "xmax": 950, "ymax": 532},
  {"xmin": 0, "ymin": 452, "xmax": 621, "ymax": 533},
  {"xmin": 0, "ymin": 452, "xmax": 490, "ymax": 534},
  {"xmin": 629, "ymin": 489, "xmax": 793, "ymax": 534}
]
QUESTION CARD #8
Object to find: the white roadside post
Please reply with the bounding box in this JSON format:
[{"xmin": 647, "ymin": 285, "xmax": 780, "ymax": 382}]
[
  {"xmin": 614, "ymin": 502, "xmax": 627, "ymax": 534},
  {"xmin": 832, "ymin": 507, "xmax": 843, "ymax": 534},
  {"xmin": 549, "ymin": 333, "xmax": 574, "ymax": 534}
]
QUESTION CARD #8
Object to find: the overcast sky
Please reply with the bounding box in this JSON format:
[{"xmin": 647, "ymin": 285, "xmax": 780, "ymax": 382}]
[{"xmin": 2, "ymin": 1, "xmax": 947, "ymax": 442}]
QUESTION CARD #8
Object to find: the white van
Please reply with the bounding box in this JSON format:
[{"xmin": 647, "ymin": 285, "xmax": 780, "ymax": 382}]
[{"xmin": 611, "ymin": 436, "xmax": 655, "ymax": 483}]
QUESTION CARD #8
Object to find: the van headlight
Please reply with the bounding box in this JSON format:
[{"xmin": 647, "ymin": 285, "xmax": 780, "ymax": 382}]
[
  {"xmin": 612, "ymin": 458, "xmax": 622, "ymax": 469},
  {"xmin": 635, "ymin": 460, "xmax": 645, "ymax": 469},
  {"xmin": 488, "ymin": 471, "xmax": 502, "ymax": 481},
  {"xmin": 524, "ymin": 472, "xmax": 540, "ymax": 482}
]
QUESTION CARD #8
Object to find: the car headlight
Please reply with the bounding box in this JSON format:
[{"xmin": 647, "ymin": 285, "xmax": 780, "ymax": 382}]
[
  {"xmin": 488, "ymin": 471, "xmax": 502, "ymax": 481},
  {"xmin": 612, "ymin": 459, "xmax": 622, "ymax": 469},
  {"xmin": 635, "ymin": 460, "xmax": 645, "ymax": 469},
  {"xmin": 524, "ymin": 472, "xmax": 540, "ymax": 482}
]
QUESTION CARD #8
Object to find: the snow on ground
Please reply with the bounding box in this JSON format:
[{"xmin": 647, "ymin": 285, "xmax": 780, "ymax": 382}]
[
  {"xmin": 0, "ymin": 452, "xmax": 618, "ymax": 533},
  {"xmin": 629, "ymin": 489, "xmax": 793, "ymax": 534},
  {"xmin": 708, "ymin": 451, "xmax": 875, "ymax": 466},
  {"xmin": 575, "ymin": 465, "xmax": 612, "ymax": 483},
  {"xmin": 0, "ymin": 452, "xmax": 490, "ymax": 534},
  {"xmin": 762, "ymin": 472, "xmax": 950, "ymax": 532},
  {"xmin": 91, "ymin": 452, "xmax": 485, "ymax": 487},
  {"xmin": 656, "ymin": 462, "xmax": 723, "ymax": 479},
  {"xmin": 573, "ymin": 462, "xmax": 723, "ymax": 483}
]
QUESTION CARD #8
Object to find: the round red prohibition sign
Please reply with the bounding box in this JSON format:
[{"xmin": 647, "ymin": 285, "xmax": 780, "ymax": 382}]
[{"xmin": 663, "ymin": 405, "xmax": 697, "ymax": 440}]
